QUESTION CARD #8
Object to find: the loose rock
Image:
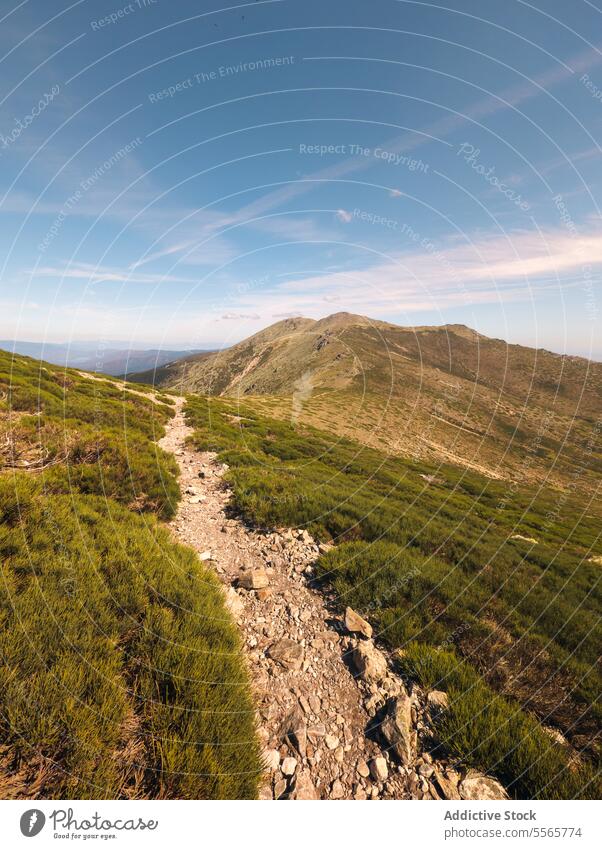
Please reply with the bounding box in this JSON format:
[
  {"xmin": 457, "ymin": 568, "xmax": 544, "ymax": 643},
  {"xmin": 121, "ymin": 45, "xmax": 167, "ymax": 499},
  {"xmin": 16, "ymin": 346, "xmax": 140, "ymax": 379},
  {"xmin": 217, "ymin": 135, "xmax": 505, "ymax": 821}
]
[
  {"xmin": 344, "ymin": 606, "xmax": 373, "ymax": 639},
  {"xmin": 380, "ymin": 693, "xmax": 414, "ymax": 765},
  {"xmin": 239, "ymin": 567, "xmax": 270, "ymax": 590},
  {"xmin": 291, "ymin": 770, "xmax": 318, "ymax": 800},
  {"xmin": 267, "ymin": 639, "xmax": 304, "ymax": 670},
  {"xmin": 427, "ymin": 690, "xmax": 449, "ymax": 710},
  {"xmin": 281, "ymin": 756, "xmax": 297, "ymax": 777},
  {"xmin": 350, "ymin": 640, "xmax": 388, "ymax": 682},
  {"xmin": 370, "ymin": 756, "xmax": 388, "ymax": 783}
]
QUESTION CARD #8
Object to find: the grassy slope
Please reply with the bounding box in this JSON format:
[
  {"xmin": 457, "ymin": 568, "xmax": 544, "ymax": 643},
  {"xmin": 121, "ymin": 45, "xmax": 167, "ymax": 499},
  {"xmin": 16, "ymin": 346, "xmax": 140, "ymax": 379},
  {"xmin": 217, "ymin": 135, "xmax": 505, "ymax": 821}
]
[
  {"xmin": 0, "ymin": 351, "xmax": 260, "ymax": 799},
  {"xmin": 186, "ymin": 394, "xmax": 601, "ymax": 800}
]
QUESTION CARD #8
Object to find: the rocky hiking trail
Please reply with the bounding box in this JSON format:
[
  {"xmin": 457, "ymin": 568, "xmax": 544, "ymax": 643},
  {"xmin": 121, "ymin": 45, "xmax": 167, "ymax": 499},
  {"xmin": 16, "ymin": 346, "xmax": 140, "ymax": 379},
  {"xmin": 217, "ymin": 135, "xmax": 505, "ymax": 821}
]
[{"xmin": 159, "ymin": 397, "xmax": 508, "ymax": 801}]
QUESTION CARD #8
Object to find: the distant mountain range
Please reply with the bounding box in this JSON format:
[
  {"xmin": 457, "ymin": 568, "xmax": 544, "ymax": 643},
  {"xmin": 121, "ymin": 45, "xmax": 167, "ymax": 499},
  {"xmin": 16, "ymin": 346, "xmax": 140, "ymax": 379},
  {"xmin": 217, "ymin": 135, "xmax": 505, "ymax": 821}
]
[
  {"xmin": 0, "ymin": 340, "xmax": 207, "ymax": 377},
  {"xmin": 129, "ymin": 312, "xmax": 602, "ymax": 492}
]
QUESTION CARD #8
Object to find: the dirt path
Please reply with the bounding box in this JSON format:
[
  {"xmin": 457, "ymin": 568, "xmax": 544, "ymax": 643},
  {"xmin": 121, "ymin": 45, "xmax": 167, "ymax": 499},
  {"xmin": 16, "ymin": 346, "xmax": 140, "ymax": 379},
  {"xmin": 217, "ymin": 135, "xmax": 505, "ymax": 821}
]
[
  {"xmin": 158, "ymin": 399, "xmax": 505, "ymax": 802},
  {"xmin": 158, "ymin": 398, "xmax": 407, "ymax": 799}
]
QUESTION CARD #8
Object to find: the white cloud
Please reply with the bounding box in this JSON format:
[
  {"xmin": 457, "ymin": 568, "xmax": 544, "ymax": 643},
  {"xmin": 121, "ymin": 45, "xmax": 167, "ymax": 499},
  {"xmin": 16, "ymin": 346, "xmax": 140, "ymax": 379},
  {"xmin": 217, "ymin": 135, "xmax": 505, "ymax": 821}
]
[
  {"xmin": 336, "ymin": 209, "xmax": 353, "ymax": 223},
  {"xmin": 30, "ymin": 262, "xmax": 196, "ymax": 286},
  {"xmin": 220, "ymin": 225, "xmax": 602, "ymax": 320}
]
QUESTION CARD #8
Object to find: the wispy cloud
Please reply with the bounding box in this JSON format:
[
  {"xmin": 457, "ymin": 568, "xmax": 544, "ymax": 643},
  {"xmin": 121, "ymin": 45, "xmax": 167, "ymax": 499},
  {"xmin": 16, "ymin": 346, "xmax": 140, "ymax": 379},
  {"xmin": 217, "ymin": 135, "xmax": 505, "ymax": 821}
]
[
  {"xmin": 221, "ymin": 312, "xmax": 260, "ymax": 320},
  {"xmin": 336, "ymin": 209, "xmax": 353, "ymax": 223},
  {"xmin": 31, "ymin": 262, "xmax": 196, "ymax": 286},
  {"xmin": 219, "ymin": 225, "xmax": 602, "ymax": 318}
]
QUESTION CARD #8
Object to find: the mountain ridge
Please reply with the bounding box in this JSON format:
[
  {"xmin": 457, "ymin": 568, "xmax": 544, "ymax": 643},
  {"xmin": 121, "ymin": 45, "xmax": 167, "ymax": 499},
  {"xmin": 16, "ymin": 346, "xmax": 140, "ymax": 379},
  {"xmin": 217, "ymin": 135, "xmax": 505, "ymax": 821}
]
[{"xmin": 128, "ymin": 312, "xmax": 602, "ymax": 492}]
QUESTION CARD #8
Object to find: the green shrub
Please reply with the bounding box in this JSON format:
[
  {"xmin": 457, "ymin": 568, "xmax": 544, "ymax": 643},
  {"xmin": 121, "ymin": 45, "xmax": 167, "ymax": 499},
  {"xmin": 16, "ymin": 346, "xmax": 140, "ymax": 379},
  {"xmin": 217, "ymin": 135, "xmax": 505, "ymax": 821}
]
[
  {"xmin": 0, "ymin": 353, "xmax": 261, "ymax": 799},
  {"xmin": 0, "ymin": 351, "xmax": 180, "ymax": 519},
  {"xmin": 0, "ymin": 475, "xmax": 261, "ymax": 799},
  {"xmin": 398, "ymin": 644, "xmax": 600, "ymax": 800}
]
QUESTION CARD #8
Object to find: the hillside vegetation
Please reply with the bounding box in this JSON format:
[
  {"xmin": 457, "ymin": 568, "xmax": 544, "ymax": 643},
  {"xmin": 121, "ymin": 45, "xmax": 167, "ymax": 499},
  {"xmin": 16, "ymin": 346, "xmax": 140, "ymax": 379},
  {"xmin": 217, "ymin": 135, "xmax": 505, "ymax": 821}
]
[
  {"xmin": 186, "ymin": 394, "xmax": 601, "ymax": 800},
  {"xmin": 0, "ymin": 350, "xmax": 260, "ymax": 799},
  {"xmin": 143, "ymin": 313, "xmax": 602, "ymax": 495}
]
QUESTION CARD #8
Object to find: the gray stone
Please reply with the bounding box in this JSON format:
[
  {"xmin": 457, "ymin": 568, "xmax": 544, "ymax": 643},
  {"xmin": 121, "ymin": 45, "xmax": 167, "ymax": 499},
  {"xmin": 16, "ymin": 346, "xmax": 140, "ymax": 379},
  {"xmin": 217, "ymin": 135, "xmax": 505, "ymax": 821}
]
[
  {"xmin": 427, "ymin": 689, "xmax": 449, "ymax": 710},
  {"xmin": 267, "ymin": 639, "xmax": 304, "ymax": 670},
  {"xmin": 459, "ymin": 770, "xmax": 508, "ymax": 800},
  {"xmin": 380, "ymin": 693, "xmax": 413, "ymax": 765},
  {"xmin": 280, "ymin": 706, "xmax": 307, "ymax": 758}
]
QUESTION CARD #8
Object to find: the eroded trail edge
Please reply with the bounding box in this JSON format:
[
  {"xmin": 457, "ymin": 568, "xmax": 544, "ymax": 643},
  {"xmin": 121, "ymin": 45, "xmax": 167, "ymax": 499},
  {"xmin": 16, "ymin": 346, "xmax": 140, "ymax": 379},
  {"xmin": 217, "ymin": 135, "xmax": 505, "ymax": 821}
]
[{"xmin": 160, "ymin": 398, "xmax": 507, "ymax": 801}]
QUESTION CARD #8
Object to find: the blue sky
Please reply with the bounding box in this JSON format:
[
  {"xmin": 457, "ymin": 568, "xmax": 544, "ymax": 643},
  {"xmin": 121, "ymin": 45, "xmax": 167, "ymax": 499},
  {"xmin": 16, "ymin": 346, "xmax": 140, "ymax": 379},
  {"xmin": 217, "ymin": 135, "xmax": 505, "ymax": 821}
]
[{"xmin": 0, "ymin": 0, "xmax": 601, "ymax": 357}]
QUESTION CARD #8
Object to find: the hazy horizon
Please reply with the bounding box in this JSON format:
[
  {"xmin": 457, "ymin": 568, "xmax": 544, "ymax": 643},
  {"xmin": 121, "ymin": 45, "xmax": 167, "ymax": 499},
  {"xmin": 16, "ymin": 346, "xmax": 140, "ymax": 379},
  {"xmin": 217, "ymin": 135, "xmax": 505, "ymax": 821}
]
[{"xmin": 3, "ymin": 309, "xmax": 601, "ymax": 363}]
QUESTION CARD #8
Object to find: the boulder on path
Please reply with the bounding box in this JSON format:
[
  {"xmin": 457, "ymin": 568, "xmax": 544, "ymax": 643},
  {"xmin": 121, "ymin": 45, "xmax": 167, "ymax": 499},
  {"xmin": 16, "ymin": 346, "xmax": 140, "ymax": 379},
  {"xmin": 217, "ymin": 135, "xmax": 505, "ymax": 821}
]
[
  {"xmin": 238, "ymin": 566, "xmax": 270, "ymax": 590},
  {"xmin": 344, "ymin": 606, "xmax": 373, "ymax": 639},
  {"xmin": 280, "ymin": 705, "xmax": 307, "ymax": 758},
  {"xmin": 290, "ymin": 770, "xmax": 318, "ymax": 800},
  {"xmin": 281, "ymin": 756, "xmax": 297, "ymax": 776},
  {"xmin": 459, "ymin": 770, "xmax": 508, "ymax": 800},
  {"xmin": 267, "ymin": 639, "xmax": 304, "ymax": 670},
  {"xmin": 370, "ymin": 756, "xmax": 389, "ymax": 783},
  {"xmin": 380, "ymin": 693, "xmax": 414, "ymax": 765},
  {"xmin": 350, "ymin": 640, "xmax": 388, "ymax": 682}
]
